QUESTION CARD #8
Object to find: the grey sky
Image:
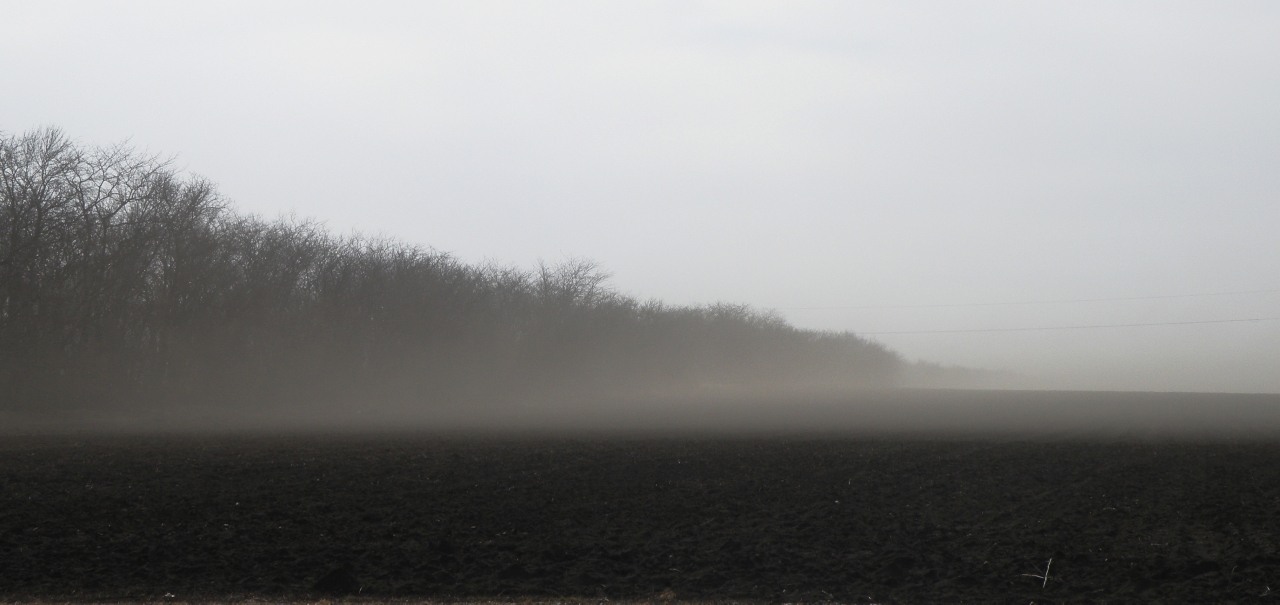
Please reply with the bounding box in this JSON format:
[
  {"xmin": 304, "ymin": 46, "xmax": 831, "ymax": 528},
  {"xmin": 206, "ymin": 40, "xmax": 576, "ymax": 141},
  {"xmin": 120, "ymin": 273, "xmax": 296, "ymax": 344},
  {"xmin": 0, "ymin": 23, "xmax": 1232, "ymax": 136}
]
[{"xmin": 5, "ymin": 1, "xmax": 1278, "ymax": 392}]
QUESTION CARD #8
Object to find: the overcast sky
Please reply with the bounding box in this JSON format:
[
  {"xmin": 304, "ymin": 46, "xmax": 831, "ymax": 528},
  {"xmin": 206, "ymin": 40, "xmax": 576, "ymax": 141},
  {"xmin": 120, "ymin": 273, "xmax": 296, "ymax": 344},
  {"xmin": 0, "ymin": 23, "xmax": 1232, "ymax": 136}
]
[{"xmin": 4, "ymin": 1, "xmax": 1278, "ymax": 392}]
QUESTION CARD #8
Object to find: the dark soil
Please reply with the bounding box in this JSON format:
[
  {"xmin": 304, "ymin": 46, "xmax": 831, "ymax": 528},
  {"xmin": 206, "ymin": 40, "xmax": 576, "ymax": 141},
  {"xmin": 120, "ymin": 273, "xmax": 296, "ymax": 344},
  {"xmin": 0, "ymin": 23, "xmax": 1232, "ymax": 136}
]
[{"xmin": 3, "ymin": 433, "xmax": 1280, "ymax": 603}]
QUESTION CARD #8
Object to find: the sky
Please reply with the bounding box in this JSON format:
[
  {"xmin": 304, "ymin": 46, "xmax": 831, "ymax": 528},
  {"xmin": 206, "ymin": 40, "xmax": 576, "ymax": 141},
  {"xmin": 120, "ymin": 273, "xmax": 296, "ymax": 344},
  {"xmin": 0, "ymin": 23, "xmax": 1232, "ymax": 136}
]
[{"xmin": 4, "ymin": 1, "xmax": 1278, "ymax": 392}]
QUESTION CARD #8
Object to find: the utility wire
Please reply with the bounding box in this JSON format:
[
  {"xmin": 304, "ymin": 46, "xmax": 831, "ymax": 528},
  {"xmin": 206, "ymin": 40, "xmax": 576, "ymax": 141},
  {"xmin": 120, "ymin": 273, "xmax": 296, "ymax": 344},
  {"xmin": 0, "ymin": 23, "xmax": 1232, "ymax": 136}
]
[
  {"xmin": 783, "ymin": 288, "xmax": 1280, "ymax": 311},
  {"xmin": 860, "ymin": 316, "xmax": 1280, "ymax": 335}
]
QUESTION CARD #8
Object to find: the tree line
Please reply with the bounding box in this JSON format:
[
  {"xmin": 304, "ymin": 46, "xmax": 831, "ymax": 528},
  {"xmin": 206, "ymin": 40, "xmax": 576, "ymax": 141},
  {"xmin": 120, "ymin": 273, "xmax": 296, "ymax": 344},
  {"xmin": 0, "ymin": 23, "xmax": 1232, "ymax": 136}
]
[{"xmin": 1, "ymin": 127, "xmax": 905, "ymax": 416}]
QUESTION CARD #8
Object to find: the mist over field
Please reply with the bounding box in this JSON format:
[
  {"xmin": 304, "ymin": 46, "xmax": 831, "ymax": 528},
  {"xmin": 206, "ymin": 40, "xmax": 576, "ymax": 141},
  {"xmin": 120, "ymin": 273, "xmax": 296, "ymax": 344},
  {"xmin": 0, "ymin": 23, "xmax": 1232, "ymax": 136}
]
[
  {"xmin": 2, "ymin": 125, "xmax": 1278, "ymax": 437},
  {"xmin": 3, "ymin": 3, "xmax": 1280, "ymax": 437},
  {"xmin": 6, "ymin": 9, "xmax": 1280, "ymax": 602}
]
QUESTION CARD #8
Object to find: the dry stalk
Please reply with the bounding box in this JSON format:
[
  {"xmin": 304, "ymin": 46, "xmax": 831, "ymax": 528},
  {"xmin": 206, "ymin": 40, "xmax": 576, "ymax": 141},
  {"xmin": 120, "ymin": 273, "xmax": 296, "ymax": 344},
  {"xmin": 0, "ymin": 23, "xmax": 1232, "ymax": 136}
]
[{"xmin": 1021, "ymin": 557, "xmax": 1053, "ymax": 588}]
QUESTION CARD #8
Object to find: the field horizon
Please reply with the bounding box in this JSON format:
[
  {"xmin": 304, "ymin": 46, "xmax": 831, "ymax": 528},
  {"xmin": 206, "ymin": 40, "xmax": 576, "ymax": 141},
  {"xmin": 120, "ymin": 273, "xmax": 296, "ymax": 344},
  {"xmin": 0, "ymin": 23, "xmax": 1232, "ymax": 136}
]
[{"xmin": 4, "ymin": 388, "xmax": 1278, "ymax": 441}]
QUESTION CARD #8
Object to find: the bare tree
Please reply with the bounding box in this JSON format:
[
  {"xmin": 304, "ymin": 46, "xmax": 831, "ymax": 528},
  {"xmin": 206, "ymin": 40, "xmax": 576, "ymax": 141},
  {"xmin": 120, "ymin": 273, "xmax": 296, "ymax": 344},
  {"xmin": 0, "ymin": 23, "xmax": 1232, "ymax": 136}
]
[{"xmin": 2, "ymin": 127, "xmax": 907, "ymax": 416}]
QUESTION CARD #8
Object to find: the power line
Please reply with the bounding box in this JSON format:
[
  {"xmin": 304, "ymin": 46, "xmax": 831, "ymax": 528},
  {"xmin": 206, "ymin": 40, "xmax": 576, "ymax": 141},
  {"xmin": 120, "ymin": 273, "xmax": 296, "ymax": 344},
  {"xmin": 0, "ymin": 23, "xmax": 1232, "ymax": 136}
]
[
  {"xmin": 860, "ymin": 316, "xmax": 1280, "ymax": 335},
  {"xmin": 783, "ymin": 288, "xmax": 1280, "ymax": 311}
]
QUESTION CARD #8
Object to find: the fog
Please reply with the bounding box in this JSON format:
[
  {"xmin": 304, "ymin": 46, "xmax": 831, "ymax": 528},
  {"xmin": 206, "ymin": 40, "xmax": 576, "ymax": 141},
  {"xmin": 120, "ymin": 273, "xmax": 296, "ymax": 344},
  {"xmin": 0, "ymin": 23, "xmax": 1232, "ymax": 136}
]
[
  {"xmin": 8, "ymin": 389, "xmax": 1280, "ymax": 443},
  {"xmin": 802, "ymin": 291, "xmax": 1280, "ymax": 393},
  {"xmin": 3, "ymin": 3, "xmax": 1279, "ymax": 434}
]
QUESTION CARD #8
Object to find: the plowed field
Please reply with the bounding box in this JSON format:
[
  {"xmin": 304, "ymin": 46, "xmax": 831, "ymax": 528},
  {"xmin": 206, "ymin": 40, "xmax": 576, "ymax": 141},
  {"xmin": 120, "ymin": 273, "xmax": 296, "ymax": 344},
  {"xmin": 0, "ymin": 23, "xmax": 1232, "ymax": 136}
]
[{"xmin": 4, "ymin": 429, "xmax": 1280, "ymax": 603}]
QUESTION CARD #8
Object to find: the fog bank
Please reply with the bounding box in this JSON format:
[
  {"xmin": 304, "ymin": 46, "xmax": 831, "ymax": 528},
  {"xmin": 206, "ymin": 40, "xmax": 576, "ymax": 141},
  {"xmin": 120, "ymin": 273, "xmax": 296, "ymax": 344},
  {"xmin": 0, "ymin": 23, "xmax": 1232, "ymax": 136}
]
[{"xmin": 6, "ymin": 390, "xmax": 1278, "ymax": 442}]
